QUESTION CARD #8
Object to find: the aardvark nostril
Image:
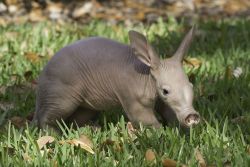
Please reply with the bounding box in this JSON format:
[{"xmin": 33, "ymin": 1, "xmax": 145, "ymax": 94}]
[{"xmin": 185, "ymin": 113, "xmax": 200, "ymax": 126}]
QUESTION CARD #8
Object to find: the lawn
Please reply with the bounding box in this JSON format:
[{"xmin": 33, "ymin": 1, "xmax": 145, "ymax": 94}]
[{"xmin": 0, "ymin": 18, "xmax": 250, "ymax": 166}]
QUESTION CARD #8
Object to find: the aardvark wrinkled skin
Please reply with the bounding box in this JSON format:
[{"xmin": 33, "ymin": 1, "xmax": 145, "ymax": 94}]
[{"xmin": 34, "ymin": 27, "xmax": 200, "ymax": 129}]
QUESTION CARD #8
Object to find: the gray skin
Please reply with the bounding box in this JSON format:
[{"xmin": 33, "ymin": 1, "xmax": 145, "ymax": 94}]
[{"xmin": 34, "ymin": 27, "xmax": 200, "ymax": 129}]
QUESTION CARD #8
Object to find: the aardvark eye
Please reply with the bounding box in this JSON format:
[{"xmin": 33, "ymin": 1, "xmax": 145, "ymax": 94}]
[{"xmin": 162, "ymin": 89, "xmax": 169, "ymax": 96}]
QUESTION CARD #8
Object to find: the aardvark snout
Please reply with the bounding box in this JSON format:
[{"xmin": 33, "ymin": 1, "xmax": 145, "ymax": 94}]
[{"xmin": 185, "ymin": 113, "xmax": 200, "ymax": 127}]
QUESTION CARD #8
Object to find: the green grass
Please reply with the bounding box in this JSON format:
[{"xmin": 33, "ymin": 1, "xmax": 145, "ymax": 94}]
[{"xmin": 0, "ymin": 18, "xmax": 250, "ymax": 166}]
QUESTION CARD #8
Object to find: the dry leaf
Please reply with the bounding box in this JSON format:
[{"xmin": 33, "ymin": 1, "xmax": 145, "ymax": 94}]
[
  {"xmin": 145, "ymin": 149, "xmax": 156, "ymax": 163},
  {"xmin": 162, "ymin": 158, "xmax": 177, "ymax": 167},
  {"xmin": 48, "ymin": 3, "xmax": 63, "ymax": 20},
  {"xmin": 60, "ymin": 135, "xmax": 94, "ymax": 154},
  {"xmin": 53, "ymin": 160, "xmax": 58, "ymax": 167},
  {"xmin": 72, "ymin": 2, "xmax": 94, "ymax": 18},
  {"xmin": 127, "ymin": 121, "xmax": 135, "ymax": 131},
  {"xmin": 24, "ymin": 52, "xmax": 41, "ymax": 63},
  {"xmin": 10, "ymin": 116, "xmax": 28, "ymax": 128},
  {"xmin": 79, "ymin": 135, "xmax": 93, "ymax": 148},
  {"xmin": 37, "ymin": 136, "xmax": 55, "ymax": 149},
  {"xmin": 22, "ymin": 153, "xmax": 32, "ymax": 161},
  {"xmin": 70, "ymin": 138, "xmax": 94, "ymax": 154},
  {"xmin": 127, "ymin": 122, "xmax": 137, "ymax": 139},
  {"xmin": 195, "ymin": 148, "xmax": 206, "ymax": 167},
  {"xmin": 48, "ymin": 2, "xmax": 63, "ymax": 12},
  {"xmin": 184, "ymin": 58, "xmax": 202, "ymax": 68},
  {"xmin": 247, "ymin": 146, "xmax": 250, "ymax": 155},
  {"xmin": 48, "ymin": 2, "xmax": 63, "ymax": 19},
  {"xmin": 28, "ymin": 9, "xmax": 45, "ymax": 22}
]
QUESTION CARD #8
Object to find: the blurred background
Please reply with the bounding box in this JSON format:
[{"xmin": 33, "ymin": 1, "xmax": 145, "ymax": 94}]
[{"xmin": 0, "ymin": 0, "xmax": 250, "ymax": 26}]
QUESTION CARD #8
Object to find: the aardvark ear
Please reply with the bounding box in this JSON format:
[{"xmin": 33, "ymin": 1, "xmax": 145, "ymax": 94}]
[
  {"xmin": 172, "ymin": 26, "xmax": 195, "ymax": 62},
  {"xmin": 129, "ymin": 30, "xmax": 160, "ymax": 70}
]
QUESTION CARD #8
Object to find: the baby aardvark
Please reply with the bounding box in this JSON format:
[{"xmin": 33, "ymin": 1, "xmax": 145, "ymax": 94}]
[{"xmin": 34, "ymin": 27, "xmax": 200, "ymax": 129}]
